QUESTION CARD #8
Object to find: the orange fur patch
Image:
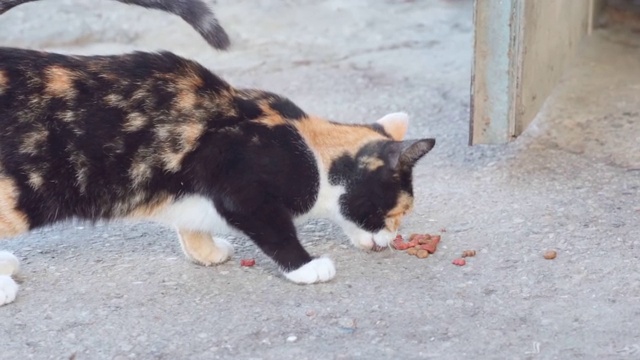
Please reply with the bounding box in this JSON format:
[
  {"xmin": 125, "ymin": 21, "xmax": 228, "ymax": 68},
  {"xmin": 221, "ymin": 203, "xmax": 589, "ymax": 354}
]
[
  {"xmin": 126, "ymin": 194, "xmax": 174, "ymax": 218},
  {"xmin": 174, "ymin": 71, "xmax": 204, "ymax": 110},
  {"xmin": 0, "ymin": 178, "xmax": 30, "ymax": 237},
  {"xmin": 252, "ymin": 102, "xmax": 287, "ymax": 127},
  {"xmin": 176, "ymin": 90, "xmax": 198, "ymax": 110},
  {"xmin": 44, "ymin": 66, "xmax": 77, "ymax": 98},
  {"xmin": 177, "ymin": 230, "xmax": 227, "ymax": 266},
  {"xmin": 27, "ymin": 172, "xmax": 45, "ymax": 190},
  {"xmin": 385, "ymin": 191, "xmax": 414, "ymax": 231},
  {"xmin": 104, "ymin": 93, "xmax": 128, "ymax": 108},
  {"xmin": 129, "ymin": 159, "xmax": 154, "ymax": 187},
  {"xmin": 123, "ymin": 112, "xmax": 149, "ymax": 132},
  {"xmin": 0, "ymin": 70, "xmax": 8, "ymax": 95},
  {"xmin": 19, "ymin": 129, "xmax": 48, "ymax": 155},
  {"xmin": 163, "ymin": 122, "xmax": 206, "ymax": 171},
  {"xmin": 293, "ymin": 116, "xmax": 388, "ymax": 168},
  {"xmin": 359, "ymin": 156, "xmax": 385, "ymax": 171}
]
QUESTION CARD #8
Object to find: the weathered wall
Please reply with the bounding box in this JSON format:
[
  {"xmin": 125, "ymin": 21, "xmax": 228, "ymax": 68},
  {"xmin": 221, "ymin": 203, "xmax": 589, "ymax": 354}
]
[{"xmin": 471, "ymin": 0, "xmax": 597, "ymax": 144}]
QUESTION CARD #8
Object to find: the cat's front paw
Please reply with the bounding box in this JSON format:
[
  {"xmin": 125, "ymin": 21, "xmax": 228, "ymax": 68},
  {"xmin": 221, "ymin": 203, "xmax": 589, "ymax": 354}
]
[
  {"xmin": 0, "ymin": 275, "xmax": 18, "ymax": 306},
  {"xmin": 0, "ymin": 251, "xmax": 19, "ymax": 276},
  {"xmin": 284, "ymin": 257, "xmax": 336, "ymax": 284},
  {"xmin": 347, "ymin": 231, "xmax": 394, "ymax": 252}
]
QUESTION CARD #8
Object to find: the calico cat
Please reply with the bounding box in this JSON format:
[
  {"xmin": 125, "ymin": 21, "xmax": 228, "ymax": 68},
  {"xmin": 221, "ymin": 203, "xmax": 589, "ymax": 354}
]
[
  {"xmin": 0, "ymin": 47, "xmax": 435, "ymax": 306},
  {"xmin": 0, "ymin": 0, "xmax": 230, "ymax": 49}
]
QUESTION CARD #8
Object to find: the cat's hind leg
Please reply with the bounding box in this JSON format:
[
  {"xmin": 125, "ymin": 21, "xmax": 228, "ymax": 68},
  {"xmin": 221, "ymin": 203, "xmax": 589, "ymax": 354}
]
[
  {"xmin": 0, "ymin": 251, "xmax": 19, "ymax": 306},
  {"xmin": 0, "ymin": 178, "xmax": 29, "ymax": 306},
  {"xmin": 177, "ymin": 230, "xmax": 234, "ymax": 266}
]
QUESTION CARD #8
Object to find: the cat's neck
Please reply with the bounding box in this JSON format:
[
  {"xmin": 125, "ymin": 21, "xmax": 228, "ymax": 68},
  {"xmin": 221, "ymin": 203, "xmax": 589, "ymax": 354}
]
[{"xmin": 292, "ymin": 117, "xmax": 386, "ymax": 168}]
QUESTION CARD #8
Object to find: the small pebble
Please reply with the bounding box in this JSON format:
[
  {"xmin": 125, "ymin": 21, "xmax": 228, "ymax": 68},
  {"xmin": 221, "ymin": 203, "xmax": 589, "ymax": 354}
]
[
  {"xmin": 543, "ymin": 250, "xmax": 557, "ymax": 260},
  {"xmin": 338, "ymin": 318, "xmax": 357, "ymax": 329}
]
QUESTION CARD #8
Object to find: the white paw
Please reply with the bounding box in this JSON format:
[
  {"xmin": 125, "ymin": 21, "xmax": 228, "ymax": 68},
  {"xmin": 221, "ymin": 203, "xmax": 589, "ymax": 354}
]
[
  {"xmin": 212, "ymin": 237, "xmax": 234, "ymax": 263},
  {"xmin": 0, "ymin": 275, "xmax": 18, "ymax": 306},
  {"xmin": 351, "ymin": 236, "xmax": 375, "ymax": 250},
  {"xmin": 284, "ymin": 257, "xmax": 336, "ymax": 284},
  {"xmin": 0, "ymin": 251, "xmax": 19, "ymax": 276}
]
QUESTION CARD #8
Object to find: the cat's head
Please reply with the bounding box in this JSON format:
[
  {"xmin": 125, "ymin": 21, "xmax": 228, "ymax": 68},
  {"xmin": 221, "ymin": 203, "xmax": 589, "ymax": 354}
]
[{"xmin": 326, "ymin": 113, "xmax": 435, "ymax": 250}]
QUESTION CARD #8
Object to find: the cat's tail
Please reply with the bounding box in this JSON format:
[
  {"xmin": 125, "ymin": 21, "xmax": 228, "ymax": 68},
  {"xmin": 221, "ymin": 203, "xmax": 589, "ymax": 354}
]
[
  {"xmin": 116, "ymin": 0, "xmax": 230, "ymax": 50},
  {"xmin": 0, "ymin": 0, "xmax": 231, "ymax": 50},
  {"xmin": 0, "ymin": 251, "xmax": 19, "ymax": 306},
  {"xmin": 0, "ymin": 0, "xmax": 37, "ymax": 14}
]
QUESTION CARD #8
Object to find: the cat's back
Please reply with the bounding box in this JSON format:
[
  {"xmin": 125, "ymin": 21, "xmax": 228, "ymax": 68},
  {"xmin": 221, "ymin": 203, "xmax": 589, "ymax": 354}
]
[
  {"xmin": 0, "ymin": 47, "xmax": 321, "ymax": 226},
  {"xmin": 0, "ymin": 47, "xmax": 231, "ymax": 108},
  {"xmin": 0, "ymin": 47, "xmax": 235, "ymax": 161}
]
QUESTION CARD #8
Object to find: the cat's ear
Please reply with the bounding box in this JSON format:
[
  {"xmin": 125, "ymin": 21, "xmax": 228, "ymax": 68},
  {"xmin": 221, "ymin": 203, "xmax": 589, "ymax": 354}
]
[
  {"xmin": 376, "ymin": 112, "xmax": 409, "ymax": 141},
  {"xmin": 385, "ymin": 138, "xmax": 436, "ymax": 170}
]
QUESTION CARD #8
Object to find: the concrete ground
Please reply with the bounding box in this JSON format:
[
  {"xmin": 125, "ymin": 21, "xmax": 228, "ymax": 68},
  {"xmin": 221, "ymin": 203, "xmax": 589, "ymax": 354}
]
[{"xmin": 1, "ymin": 0, "xmax": 639, "ymax": 359}]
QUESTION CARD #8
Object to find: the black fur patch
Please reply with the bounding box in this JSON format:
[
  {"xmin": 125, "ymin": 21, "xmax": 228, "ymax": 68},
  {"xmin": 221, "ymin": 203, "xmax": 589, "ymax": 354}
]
[
  {"xmin": 329, "ymin": 141, "xmax": 404, "ymax": 232},
  {"xmin": 268, "ymin": 96, "xmax": 307, "ymax": 120},
  {"xmin": 0, "ymin": 47, "xmax": 321, "ymax": 271},
  {"xmin": 234, "ymin": 97, "xmax": 264, "ymax": 120}
]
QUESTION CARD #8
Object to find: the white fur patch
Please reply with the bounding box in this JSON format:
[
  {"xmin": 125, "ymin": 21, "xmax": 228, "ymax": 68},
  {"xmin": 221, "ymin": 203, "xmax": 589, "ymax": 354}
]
[
  {"xmin": 0, "ymin": 275, "xmax": 18, "ymax": 306},
  {"xmin": 284, "ymin": 257, "xmax": 336, "ymax": 284},
  {"xmin": 376, "ymin": 112, "xmax": 409, "ymax": 141},
  {"xmin": 294, "ymin": 161, "xmax": 345, "ymax": 224},
  {"xmin": 212, "ymin": 237, "xmax": 234, "ymax": 262},
  {"xmin": 0, "ymin": 251, "xmax": 19, "ymax": 276},
  {"xmin": 294, "ymin": 153, "xmax": 395, "ymax": 250},
  {"xmin": 153, "ymin": 195, "xmax": 239, "ymax": 235},
  {"xmin": 336, "ymin": 217, "xmax": 396, "ymax": 250},
  {"xmin": 0, "ymin": 252, "xmax": 20, "ymax": 306}
]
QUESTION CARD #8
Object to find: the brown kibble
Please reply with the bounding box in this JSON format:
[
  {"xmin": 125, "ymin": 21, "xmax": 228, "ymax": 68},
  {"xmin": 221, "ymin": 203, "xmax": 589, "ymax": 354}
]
[
  {"xmin": 240, "ymin": 258, "xmax": 256, "ymax": 267},
  {"xmin": 395, "ymin": 233, "xmax": 443, "ymax": 259},
  {"xmin": 420, "ymin": 242, "xmax": 438, "ymax": 254},
  {"xmin": 416, "ymin": 249, "xmax": 429, "ymax": 259},
  {"xmin": 417, "ymin": 235, "xmax": 431, "ymax": 245},
  {"xmin": 392, "ymin": 235, "xmax": 407, "ymax": 250},
  {"xmin": 543, "ymin": 250, "xmax": 557, "ymax": 260},
  {"xmin": 461, "ymin": 250, "xmax": 476, "ymax": 258},
  {"xmin": 393, "ymin": 241, "xmax": 411, "ymax": 250},
  {"xmin": 452, "ymin": 258, "xmax": 466, "ymax": 266},
  {"xmin": 407, "ymin": 237, "xmax": 419, "ymax": 247}
]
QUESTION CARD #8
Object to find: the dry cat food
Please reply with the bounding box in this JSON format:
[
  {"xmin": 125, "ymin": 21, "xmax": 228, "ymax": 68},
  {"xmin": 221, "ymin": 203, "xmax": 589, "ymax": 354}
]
[
  {"xmin": 240, "ymin": 258, "xmax": 256, "ymax": 267},
  {"xmin": 461, "ymin": 250, "xmax": 476, "ymax": 258},
  {"xmin": 543, "ymin": 250, "xmax": 557, "ymax": 260},
  {"xmin": 392, "ymin": 233, "xmax": 441, "ymax": 258}
]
